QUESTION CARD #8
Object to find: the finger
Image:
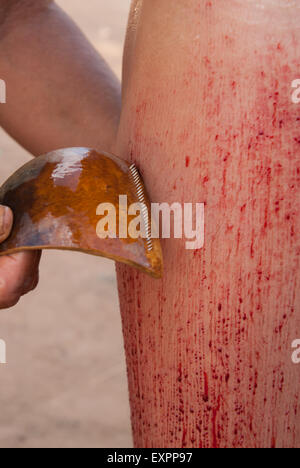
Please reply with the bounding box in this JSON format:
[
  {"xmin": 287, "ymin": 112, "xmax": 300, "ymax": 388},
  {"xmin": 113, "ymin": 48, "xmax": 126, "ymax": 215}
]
[
  {"xmin": 22, "ymin": 273, "xmax": 39, "ymax": 295},
  {"xmin": 7, "ymin": 251, "xmax": 41, "ymax": 295},
  {"xmin": 0, "ymin": 250, "xmax": 41, "ymax": 308},
  {"xmin": 0, "ymin": 205, "xmax": 13, "ymax": 243},
  {"xmin": 20, "ymin": 252, "xmax": 41, "ymax": 295}
]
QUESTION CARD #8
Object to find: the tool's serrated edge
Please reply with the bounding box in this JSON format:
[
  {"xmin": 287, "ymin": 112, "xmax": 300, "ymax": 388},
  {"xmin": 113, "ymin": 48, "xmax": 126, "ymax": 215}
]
[{"xmin": 128, "ymin": 164, "xmax": 153, "ymax": 252}]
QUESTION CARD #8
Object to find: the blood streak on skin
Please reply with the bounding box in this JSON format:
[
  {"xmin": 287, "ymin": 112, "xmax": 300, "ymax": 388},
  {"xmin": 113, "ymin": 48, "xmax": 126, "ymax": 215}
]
[
  {"xmin": 115, "ymin": 0, "xmax": 300, "ymax": 449},
  {"xmin": 203, "ymin": 371, "xmax": 209, "ymax": 402}
]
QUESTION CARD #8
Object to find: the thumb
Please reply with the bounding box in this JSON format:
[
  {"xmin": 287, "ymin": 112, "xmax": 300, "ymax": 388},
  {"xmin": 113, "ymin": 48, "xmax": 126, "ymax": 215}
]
[{"xmin": 0, "ymin": 205, "xmax": 13, "ymax": 243}]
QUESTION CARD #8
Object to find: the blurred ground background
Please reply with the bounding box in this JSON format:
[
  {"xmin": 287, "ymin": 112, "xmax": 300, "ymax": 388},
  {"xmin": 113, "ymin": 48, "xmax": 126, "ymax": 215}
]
[{"xmin": 0, "ymin": 0, "xmax": 132, "ymax": 448}]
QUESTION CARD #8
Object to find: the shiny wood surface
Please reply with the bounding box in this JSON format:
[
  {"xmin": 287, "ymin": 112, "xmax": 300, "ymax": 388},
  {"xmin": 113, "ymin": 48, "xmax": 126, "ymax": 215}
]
[{"xmin": 0, "ymin": 148, "xmax": 163, "ymax": 278}]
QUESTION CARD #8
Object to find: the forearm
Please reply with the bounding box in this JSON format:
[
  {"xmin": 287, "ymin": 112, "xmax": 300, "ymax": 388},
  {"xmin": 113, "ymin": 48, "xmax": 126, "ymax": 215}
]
[{"xmin": 0, "ymin": 0, "xmax": 121, "ymax": 155}]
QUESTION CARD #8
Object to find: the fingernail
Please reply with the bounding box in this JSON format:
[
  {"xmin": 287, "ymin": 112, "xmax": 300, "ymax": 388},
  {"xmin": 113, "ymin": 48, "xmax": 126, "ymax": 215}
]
[{"xmin": 0, "ymin": 206, "xmax": 11, "ymax": 236}]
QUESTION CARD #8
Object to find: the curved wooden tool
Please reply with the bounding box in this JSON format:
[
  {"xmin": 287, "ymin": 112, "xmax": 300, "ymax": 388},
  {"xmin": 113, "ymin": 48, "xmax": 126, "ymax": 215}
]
[{"xmin": 0, "ymin": 148, "xmax": 163, "ymax": 278}]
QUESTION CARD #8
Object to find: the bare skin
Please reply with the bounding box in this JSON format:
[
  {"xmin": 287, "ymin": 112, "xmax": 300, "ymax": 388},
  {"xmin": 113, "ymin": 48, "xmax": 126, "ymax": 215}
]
[
  {"xmin": 0, "ymin": 0, "xmax": 299, "ymax": 447},
  {"xmin": 114, "ymin": 0, "xmax": 300, "ymax": 448},
  {"xmin": 0, "ymin": 205, "xmax": 38, "ymax": 308}
]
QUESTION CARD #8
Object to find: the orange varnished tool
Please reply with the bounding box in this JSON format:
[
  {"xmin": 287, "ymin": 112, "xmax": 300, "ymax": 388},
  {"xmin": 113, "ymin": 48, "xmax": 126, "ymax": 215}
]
[{"xmin": 0, "ymin": 148, "xmax": 163, "ymax": 278}]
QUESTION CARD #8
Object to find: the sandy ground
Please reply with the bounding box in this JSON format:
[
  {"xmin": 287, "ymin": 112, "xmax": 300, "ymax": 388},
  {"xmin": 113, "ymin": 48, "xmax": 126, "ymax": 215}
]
[{"xmin": 0, "ymin": 0, "xmax": 132, "ymax": 448}]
